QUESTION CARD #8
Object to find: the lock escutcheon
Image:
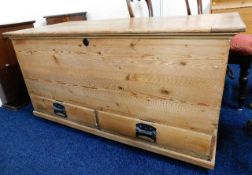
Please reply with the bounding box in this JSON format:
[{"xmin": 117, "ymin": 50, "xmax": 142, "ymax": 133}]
[{"xmin": 83, "ymin": 38, "xmax": 89, "ymax": 47}]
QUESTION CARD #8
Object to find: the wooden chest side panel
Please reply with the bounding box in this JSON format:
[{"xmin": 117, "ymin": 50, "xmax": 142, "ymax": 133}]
[
  {"xmin": 13, "ymin": 38, "xmax": 229, "ymax": 135},
  {"xmin": 31, "ymin": 94, "xmax": 97, "ymax": 127},
  {"xmin": 98, "ymin": 110, "xmax": 213, "ymax": 159}
]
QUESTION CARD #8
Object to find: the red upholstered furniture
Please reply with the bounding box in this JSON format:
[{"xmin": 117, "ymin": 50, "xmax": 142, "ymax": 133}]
[
  {"xmin": 211, "ymin": 0, "xmax": 252, "ymax": 109},
  {"xmin": 229, "ymin": 34, "xmax": 252, "ymax": 109},
  {"xmin": 231, "ymin": 34, "xmax": 252, "ymax": 56}
]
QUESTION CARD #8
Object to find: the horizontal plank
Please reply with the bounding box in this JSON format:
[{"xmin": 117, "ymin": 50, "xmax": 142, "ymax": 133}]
[
  {"xmin": 99, "ymin": 110, "xmax": 212, "ymax": 158},
  {"xmin": 21, "ymin": 67, "xmax": 224, "ymax": 108},
  {"xmin": 4, "ymin": 13, "xmax": 245, "ymax": 38},
  {"xmin": 14, "ymin": 38, "xmax": 229, "ymax": 59},
  {"xmin": 26, "ymin": 78, "xmax": 219, "ymax": 135},
  {"xmin": 33, "ymin": 110, "xmax": 215, "ymax": 169},
  {"xmin": 15, "ymin": 38, "xmax": 229, "ymax": 76}
]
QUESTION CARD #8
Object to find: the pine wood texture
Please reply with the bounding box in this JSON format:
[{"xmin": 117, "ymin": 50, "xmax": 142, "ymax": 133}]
[
  {"xmin": 33, "ymin": 110, "xmax": 217, "ymax": 169},
  {"xmin": 6, "ymin": 13, "xmax": 245, "ymax": 168},
  {"xmin": 212, "ymin": 0, "xmax": 252, "ymax": 34},
  {"xmin": 98, "ymin": 110, "xmax": 213, "ymax": 158},
  {"xmin": 4, "ymin": 13, "xmax": 245, "ymax": 38},
  {"xmin": 31, "ymin": 95, "xmax": 96, "ymax": 127},
  {"xmin": 14, "ymin": 38, "xmax": 229, "ymax": 135}
]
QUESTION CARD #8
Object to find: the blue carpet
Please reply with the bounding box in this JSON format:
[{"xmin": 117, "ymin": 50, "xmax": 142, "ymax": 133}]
[{"xmin": 0, "ymin": 65, "xmax": 252, "ymax": 175}]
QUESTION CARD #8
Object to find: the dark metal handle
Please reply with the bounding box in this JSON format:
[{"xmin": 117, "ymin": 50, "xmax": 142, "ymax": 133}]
[
  {"xmin": 53, "ymin": 102, "xmax": 67, "ymax": 118},
  {"xmin": 83, "ymin": 38, "xmax": 89, "ymax": 47},
  {"xmin": 136, "ymin": 123, "xmax": 156, "ymax": 143}
]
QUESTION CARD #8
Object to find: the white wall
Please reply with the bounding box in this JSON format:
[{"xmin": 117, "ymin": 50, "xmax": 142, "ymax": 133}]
[{"xmin": 0, "ymin": 0, "xmax": 211, "ymax": 27}]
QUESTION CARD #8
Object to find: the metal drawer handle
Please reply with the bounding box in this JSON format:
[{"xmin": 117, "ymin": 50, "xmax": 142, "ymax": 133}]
[
  {"xmin": 53, "ymin": 102, "xmax": 67, "ymax": 118},
  {"xmin": 136, "ymin": 123, "xmax": 156, "ymax": 143}
]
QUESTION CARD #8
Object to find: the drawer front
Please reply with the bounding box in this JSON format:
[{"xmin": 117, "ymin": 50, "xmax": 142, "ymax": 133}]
[
  {"xmin": 31, "ymin": 95, "xmax": 97, "ymax": 127},
  {"xmin": 13, "ymin": 38, "xmax": 229, "ymax": 135},
  {"xmin": 98, "ymin": 110, "xmax": 213, "ymax": 159}
]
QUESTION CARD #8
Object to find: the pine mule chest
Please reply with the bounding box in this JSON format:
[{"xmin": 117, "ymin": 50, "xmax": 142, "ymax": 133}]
[{"xmin": 4, "ymin": 12, "xmax": 245, "ymax": 169}]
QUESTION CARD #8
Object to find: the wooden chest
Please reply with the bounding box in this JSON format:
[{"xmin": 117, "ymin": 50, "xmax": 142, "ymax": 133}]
[
  {"xmin": 4, "ymin": 13, "xmax": 245, "ymax": 169},
  {"xmin": 212, "ymin": 0, "xmax": 252, "ymax": 34},
  {"xmin": 44, "ymin": 12, "xmax": 87, "ymax": 25},
  {"xmin": 0, "ymin": 21, "xmax": 34, "ymax": 110}
]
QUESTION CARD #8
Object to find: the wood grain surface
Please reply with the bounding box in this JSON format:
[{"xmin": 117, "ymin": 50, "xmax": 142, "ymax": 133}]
[
  {"xmin": 33, "ymin": 110, "xmax": 216, "ymax": 169},
  {"xmin": 4, "ymin": 13, "xmax": 245, "ymax": 38},
  {"xmin": 8, "ymin": 13, "xmax": 243, "ymax": 168},
  {"xmin": 13, "ymin": 37, "xmax": 229, "ymax": 135},
  {"xmin": 99, "ymin": 110, "xmax": 213, "ymax": 158},
  {"xmin": 31, "ymin": 95, "xmax": 97, "ymax": 127}
]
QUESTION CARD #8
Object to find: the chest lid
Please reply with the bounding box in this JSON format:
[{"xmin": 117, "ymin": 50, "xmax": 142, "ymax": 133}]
[{"xmin": 4, "ymin": 12, "xmax": 245, "ymax": 38}]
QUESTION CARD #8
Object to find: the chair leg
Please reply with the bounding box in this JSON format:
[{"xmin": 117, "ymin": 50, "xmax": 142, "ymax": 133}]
[
  {"xmin": 239, "ymin": 59, "xmax": 251, "ymax": 110},
  {"xmin": 245, "ymin": 120, "xmax": 252, "ymax": 136}
]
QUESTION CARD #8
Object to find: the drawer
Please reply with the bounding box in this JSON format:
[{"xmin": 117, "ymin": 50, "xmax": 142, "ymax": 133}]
[
  {"xmin": 98, "ymin": 110, "xmax": 213, "ymax": 159},
  {"xmin": 31, "ymin": 95, "xmax": 97, "ymax": 127}
]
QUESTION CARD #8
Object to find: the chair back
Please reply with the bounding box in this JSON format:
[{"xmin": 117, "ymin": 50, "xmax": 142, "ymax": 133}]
[
  {"xmin": 126, "ymin": 0, "xmax": 153, "ymax": 18},
  {"xmin": 185, "ymin": 0, "xmax": 203, "ymax": 15}
]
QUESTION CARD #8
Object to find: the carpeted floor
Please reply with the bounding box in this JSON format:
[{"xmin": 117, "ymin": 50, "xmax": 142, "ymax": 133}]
[{"xmin": 0, "ymin": 65, "xmax": 252, "ymax": 175}]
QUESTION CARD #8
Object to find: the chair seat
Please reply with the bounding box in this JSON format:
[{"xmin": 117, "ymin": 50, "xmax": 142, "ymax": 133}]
[{"xmin": 230, "ymin": 34, "xmax": 252, "ymax": 56}]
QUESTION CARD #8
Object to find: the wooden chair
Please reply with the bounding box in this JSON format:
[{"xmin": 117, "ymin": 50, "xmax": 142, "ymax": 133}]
[
  {"xmin": 126, "ymin": 0, "xmax": 153, "ymax": 17},
  {"xmin": 229, "ymin": 34, "xmax": 252, "ymax": 110},
  {"xmin": 185, "ymin": 0, "xmax": 203, "ymax": 15}
]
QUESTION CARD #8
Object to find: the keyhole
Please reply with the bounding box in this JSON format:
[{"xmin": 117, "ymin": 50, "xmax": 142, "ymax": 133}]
[{"xmin": 83, "ymin": 38, "xmax": 89, "ymax": 47}]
